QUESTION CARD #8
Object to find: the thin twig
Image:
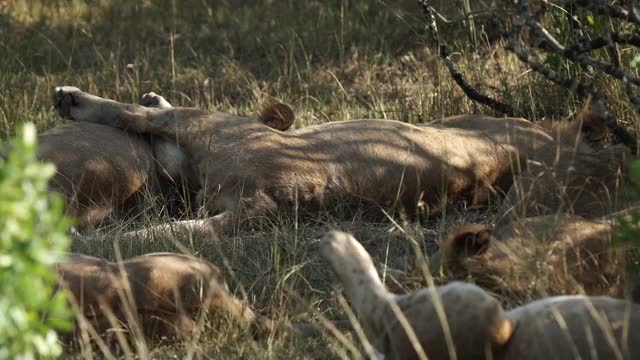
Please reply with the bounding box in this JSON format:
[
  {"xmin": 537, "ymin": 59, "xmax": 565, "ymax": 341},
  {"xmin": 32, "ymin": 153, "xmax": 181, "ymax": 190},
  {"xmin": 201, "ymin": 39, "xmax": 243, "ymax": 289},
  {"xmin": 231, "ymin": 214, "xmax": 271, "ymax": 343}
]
[
  {"xmin": 565, "ymin": 32, "xmax": 640, "ymax": 55},
  {"xmin": 516, "ymin": 2, "xmax": 640, "ymax": 87},
  {"xmin": 418, "ymin": 0, "xmax": 514, "ymax": 115},
  {"xmin": 440, "ymin": 47, "xmax": 514, "ymax": 115},
  {"xmin": 509, "ymin": 0, "xmax": 639, "ymax": 152},
  {"xmin": 575, "ymin": 0, "xmax": 640, "ymax": 28},
  {"xmin": 506, "ymin": 37, "xmax": 638, "ymax": 153}
]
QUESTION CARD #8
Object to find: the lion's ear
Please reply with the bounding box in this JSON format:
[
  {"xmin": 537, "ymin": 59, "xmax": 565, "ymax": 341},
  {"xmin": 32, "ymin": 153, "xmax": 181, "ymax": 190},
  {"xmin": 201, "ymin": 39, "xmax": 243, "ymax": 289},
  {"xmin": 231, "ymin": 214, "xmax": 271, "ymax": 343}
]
[
  {"xmin": 444, "ymin": 224, "xmax": 492, "ymax": 260},
  {"xmin": 484, "ymin": 298, "xmax": 515, "ymax": 347},
  {"xmin": 260, "ymin": 103, "xmax": 295, "ymax": 131},
  {"xmin": 577, "ymin": 110, "xmax": 608, "ymax": 147},
  {"xmin": 491, "ymin": 318, "xmax": 516, "ymax": 346}
]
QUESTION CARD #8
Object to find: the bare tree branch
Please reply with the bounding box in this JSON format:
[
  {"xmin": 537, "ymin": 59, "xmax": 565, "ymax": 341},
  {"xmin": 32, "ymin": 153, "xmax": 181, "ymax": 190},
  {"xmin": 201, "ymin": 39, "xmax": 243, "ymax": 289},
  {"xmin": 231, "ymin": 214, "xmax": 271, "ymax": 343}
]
[
  {"xmin": 440, "ymin": 47, "xmax": 514, "ymax": 115},
  {"xmin": 515, "ymin": 1, "xmax": 640, "ymax": 87},
  {"xmin": 574, "ymin": 0, "xmax": 640, "ymax": 28},
  {"xmin": 418, "ymin": 0, "xmax": 514, "ymax": 115},
  {"xmin": 565, "ymin": 32, "xmax": 640, "ymax": 54},
  {"xmin": 509, "ymin": 0, "xmax": 638, "ymax": 152},
  {"xmin": 420, "ymin": 0, "xmax": 640, "ymax": 152}
]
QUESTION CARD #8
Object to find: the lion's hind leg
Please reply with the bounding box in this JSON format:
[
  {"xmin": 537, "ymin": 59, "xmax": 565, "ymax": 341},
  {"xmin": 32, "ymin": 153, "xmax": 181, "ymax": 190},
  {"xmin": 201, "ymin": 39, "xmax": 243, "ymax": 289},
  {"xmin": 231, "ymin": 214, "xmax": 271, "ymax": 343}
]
[
  {"xmin": 53, "ymin": 86, "xmax": 203, "ymax": 138},
  {"xmin": 122, "ymin": 213, "xmax": 232, "ymax": 240},
  {"xmin": 54, "ymin": 86, "xmax": 158, "ymax": 122},
  {"xmin": 140, "ymin": 92, "xmax": 172, "ymax": 109}
]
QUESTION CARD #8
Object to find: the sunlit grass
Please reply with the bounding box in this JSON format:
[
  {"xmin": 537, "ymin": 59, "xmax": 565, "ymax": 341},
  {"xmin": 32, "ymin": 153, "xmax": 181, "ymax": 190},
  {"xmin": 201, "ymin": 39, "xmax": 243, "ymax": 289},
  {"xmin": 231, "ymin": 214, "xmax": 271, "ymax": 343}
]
[{"xmin": 2, "ymin": 0, "xmax": 638, "ymax": 358}]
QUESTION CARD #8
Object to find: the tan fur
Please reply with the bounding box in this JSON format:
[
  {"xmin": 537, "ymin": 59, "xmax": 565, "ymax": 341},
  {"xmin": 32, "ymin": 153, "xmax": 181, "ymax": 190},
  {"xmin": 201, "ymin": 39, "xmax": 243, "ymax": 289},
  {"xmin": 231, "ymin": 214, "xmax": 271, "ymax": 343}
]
[
  {"xmin": 498, "ymin": 295, "xmax": 640, "ymax": 359},
  {"xmin": 444, "ymin": 112, "xmax": 630, "ymax": 220},
  {"xmin": 432, "ymin": 215, "xmax": 629, "ymax": 299},
  {"xmin": 38, "ymin": 92, "xmax": 178, "ymax": 231},
  {"xmin": 321, "ymin": 231, "xmax": 513, "ymax": 360},
  {"xmin": 498, "ymin": 144, "xmax": 629, "ymax": 221},
  {"xmin": 57, "ymin": 252, "xmax": 338, "ymax": 342},
  {"xmin": 52, "ymin": 87, "xmax": 626, "ymax": 236},
  {"xmin": 38, "ymin": 122, "xmax": 155, "ymax": 231},
  {"xmin": 57, "ymin": 252, "xmax": 259, "ymax": 339},
  {"xmin": 41, "ymin": 92, "xmax": 292, "ymax": 231},
  {"xmin": 323, "ymin": 230, "xmax": 640, "ymax": 359}
]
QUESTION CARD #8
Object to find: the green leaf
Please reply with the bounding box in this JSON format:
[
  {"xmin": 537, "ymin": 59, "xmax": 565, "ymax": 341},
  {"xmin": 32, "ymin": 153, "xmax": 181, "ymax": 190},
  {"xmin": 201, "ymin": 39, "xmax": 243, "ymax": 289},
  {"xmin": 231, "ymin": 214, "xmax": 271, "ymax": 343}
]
[
  {"xmin": 630, "ymin": 159, "xmax": 640, "ymax": 180},
  {"xmin": 631, "ymin": 54, "xmax": 640, "ymax": 69},
  {"xmin": 0, "ymin": 123, "xmax": 72, "ymax": 359}
]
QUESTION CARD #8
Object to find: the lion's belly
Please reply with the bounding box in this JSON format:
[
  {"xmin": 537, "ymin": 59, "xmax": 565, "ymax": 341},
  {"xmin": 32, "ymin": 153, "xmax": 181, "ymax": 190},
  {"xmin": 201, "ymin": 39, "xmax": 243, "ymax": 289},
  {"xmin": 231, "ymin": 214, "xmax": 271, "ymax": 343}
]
[
  {"xmin": 199, "ymin": 120, "xmax": 520, "ymax": 217},
  {"xmin": 267, "ymin": 134, "xmax": 513, "ymax": 215}
]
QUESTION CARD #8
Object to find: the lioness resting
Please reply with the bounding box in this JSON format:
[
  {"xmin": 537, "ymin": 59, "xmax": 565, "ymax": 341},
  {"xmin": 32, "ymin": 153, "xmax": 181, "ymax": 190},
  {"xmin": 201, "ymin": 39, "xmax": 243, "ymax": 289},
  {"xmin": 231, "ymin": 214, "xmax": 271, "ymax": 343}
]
[
  {"xmin": 496, "ymin": 142, "xmax": 631, "ymax": 222},
  {"xmin": 430, "ymin": 214, "xmax": 629, "ymax": 300},
  {"xmin": 40, "ymin": 93, "xmax": 292, "ymax": 231},
  {"xmin": 57, "ymin": 252, "xmax": 329, "ymax": 341},
  {"xmin": 38, "ymin": 122, "xmax": 154, "ymax": 231},
  {"xmin": 52, "ymin": 87, "xmax": 613, "ymax": 236},
  {"xmin": 38, "ymin": 93, "xmax": 178, "ymax": 231},
  {"xmin": 440, "ymin": 112, "xmax": 631, "ymax": 220},
  {"xmin": 321, "ymin": 230, "xmax": 640, "ymax": 360}
]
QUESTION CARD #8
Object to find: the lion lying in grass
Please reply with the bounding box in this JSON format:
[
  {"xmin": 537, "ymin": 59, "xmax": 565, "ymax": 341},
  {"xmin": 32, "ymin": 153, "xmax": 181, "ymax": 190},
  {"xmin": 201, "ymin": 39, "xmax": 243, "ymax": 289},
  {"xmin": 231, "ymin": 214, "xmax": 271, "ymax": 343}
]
[
  {"xmin": 56, "ymin": 252, "xmax": 328, "ymax": 342},
  {"xmin": 431, "ymin": 214, "xmax": 631, "ymax": 300},
  {"xmin": 57, "ymin": 252, "xmax": 261, "ymax": 339},
  {"xmin": 38, "ymin": 122, "xmax": 155, "ymax": 231},
  {"xmin": 440, "ymin": 112, "xmax": 631, "ymax": 220},
  {"xmin": 321, "ymin": 230, "xmax": 640, "ymax": 360},
  {"xmin": 52, "ymin": 87, "xmax": 624, "ymax": 237},
  {"xmin": 39, "ymin": 93, "xmax": 292, "ymax": 231},
  {"xmin": 496, "ymin": 143, "xmax": 631, "ymax": 222},
  {"xmin": 38, "ymin": 93, "xmax": 176, "ymax": 232}
]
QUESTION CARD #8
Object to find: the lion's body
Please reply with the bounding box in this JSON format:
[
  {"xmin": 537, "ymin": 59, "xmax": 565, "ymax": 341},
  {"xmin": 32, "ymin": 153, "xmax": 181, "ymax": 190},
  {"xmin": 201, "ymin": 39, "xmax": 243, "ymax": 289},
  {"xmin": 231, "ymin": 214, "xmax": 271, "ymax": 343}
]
[
  {"xmin": 51, "ymin": 87, "xmax": 629, "ymax": 236},
  {"xmin": 56, "ymin": 252, "xmax": 257, "ymax": 338},
  {"xmin": 186, "ymin": 117, "xmax": 529, "ymax": 216},
  {"xmin": 42, "ymin": 92, "xmax": 298, "ymax": 232},
  {"xmin": 498, "ymin": 144, "xmax": 630, "ymax": 221},
  {"xmin": 321, "ymin": 231, "xmax": 514, "ymax": 360},
  {"xmin": 38, "ymin": 122, "xmax": 155, "ymax": 230},
  {"xmin": 433, "ymin": 215, "xmax": 629, "ymax": 299},
  {"xmin": 442, "ymin": 113, "xmax": 630, "ymax": 220},
  {"xmin": 322, "ymin": 230, "xmax": 640, "ymax": 360},
  {"xmin": 501, "ymin": 295, "xmax": 640, "ymax": 359}
]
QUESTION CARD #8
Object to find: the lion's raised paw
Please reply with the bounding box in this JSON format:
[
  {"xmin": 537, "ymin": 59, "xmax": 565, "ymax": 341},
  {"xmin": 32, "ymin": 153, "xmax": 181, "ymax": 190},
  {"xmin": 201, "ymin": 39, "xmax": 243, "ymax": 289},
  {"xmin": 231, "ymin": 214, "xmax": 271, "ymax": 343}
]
[
  {"xmin": 53, "ymin": 86, "xmax": 84, "ymax": 119},
  {"xmin": 140, "ymin": 92, "xmax": 172, "ymax": 109}
]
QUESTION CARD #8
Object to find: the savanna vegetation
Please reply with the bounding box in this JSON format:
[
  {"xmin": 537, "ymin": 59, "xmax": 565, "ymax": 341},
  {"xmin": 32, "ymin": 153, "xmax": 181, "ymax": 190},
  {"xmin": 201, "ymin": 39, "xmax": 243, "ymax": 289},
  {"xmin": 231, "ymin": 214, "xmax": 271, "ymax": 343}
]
[{"xmin": 2, "ymin": 0, "xmax": 640, "ymax": 358}]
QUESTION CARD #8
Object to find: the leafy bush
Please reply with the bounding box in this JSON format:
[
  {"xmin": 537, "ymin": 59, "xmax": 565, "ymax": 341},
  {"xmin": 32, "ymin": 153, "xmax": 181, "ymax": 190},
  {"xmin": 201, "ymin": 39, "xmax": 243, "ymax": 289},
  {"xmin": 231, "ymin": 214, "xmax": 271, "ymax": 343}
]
[{"xmin": 0, "ymin": 123, "xmax": 72, "ymax": 359}]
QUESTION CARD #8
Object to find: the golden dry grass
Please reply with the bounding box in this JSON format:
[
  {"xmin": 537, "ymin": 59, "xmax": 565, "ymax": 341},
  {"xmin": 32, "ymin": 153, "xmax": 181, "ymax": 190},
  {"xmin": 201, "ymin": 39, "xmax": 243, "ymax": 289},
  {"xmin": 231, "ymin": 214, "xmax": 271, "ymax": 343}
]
[{"xmin": 2, "ymin": 0, "xmax": 639, "ymax": 358}]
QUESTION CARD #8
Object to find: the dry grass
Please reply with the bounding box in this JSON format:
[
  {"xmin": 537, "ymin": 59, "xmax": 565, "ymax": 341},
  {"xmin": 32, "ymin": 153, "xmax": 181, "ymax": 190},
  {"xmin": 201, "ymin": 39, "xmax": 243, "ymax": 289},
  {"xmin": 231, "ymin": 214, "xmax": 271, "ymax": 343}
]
[{"xmin": 2, "ymin": 0, "xmax": 638, "ymax": 358}]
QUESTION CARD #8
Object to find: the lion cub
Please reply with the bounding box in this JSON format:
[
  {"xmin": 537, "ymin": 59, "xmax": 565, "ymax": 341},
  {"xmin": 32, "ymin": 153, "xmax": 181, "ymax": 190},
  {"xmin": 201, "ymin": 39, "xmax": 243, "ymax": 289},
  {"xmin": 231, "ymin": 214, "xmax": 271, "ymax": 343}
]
[
  {"xmin": 56, "ymin": 252, "xmax": 260, "ymax": 339},
  {"xmin": 321, "ymin": 231, "xmax": 513, "ymax": 359},
  {"xmin": 431, "ymin": 215, "xmax": 629, "ymax": 299},
  {"xmin": 321, "ymin": 230, "xmax": 640, "ymax": 359}
]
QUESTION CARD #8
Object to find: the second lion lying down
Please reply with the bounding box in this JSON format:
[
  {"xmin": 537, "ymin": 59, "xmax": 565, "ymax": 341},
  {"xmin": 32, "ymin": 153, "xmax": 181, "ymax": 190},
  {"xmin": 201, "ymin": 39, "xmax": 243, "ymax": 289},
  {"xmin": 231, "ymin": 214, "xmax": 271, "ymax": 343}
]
[
  {"xmin": 321, "ymin": 230, "xmax": 640, "ymax": 360},
  {"xmin": 52, "ymin": 87, "xmax": 628, "ymax": 236},
  {"xmin": 430, "ymin": 214, "xmax": 631, "ymax": 300},
  {"xmin": 57, "ymin": 252, "xmax": 334, "ymax": 342}
]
